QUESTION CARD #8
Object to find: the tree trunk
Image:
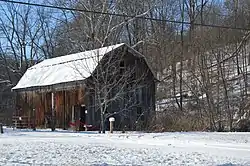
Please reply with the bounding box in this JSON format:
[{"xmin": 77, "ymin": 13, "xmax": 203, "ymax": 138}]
[{"xmin": 101, "ymin": 109, "xmax": 105, "ymax": 134}]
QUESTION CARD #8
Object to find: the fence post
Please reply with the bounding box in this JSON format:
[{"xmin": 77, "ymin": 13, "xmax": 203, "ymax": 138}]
[
  {"xmin": 0, "ymin": 123, "xmax": 3, "ymax": 134},
  {"xmin": 109, "ymin": 117, "xmax": 115, "ymax": 134}
]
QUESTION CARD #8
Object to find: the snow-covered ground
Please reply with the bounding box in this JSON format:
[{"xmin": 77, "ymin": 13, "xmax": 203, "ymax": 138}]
[{"xmin": 0, "ymin": 128, "xmax": 250, "ymax": 166}]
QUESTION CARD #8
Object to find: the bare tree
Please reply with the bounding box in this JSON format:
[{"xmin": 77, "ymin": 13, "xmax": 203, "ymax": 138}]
[
  {"xmin": 0, "ymin": 0, "xmax": 59, "ymax": 126},
  {"xmin": 0, "ymin": 1, "xmax": 58, "ymax": 84}
]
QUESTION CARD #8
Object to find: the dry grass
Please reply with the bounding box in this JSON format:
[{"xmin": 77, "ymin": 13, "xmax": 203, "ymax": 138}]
[{"xmin": 149, "ymin": 111, "xmax": 208, "ymax": 132}]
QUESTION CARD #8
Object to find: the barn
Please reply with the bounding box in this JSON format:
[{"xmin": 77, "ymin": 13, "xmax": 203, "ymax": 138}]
[{"xmin": 12, "ymin": 43, "xmax": 156, "ymax": 131}]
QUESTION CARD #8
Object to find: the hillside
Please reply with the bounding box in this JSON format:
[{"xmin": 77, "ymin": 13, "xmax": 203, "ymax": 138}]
[{"xmin": 156, "ymin": 41, "xmax": 250, "ymax": 131}]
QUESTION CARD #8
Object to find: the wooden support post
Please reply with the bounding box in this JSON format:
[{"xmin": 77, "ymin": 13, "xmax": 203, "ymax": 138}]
[
  {"xmin": 51, "ymin": 92, "xmax": 55, "ymax": 131},
  {"xmin": 71, "ymin": 106, "xmax": 75, "ymax": 131},
  {"xmin": 63, "ymin": 90, "xmax": 66, "ymax": 130},
  {"xmin": 33, "ymin": 109, "xmax": 36, "ymax": 131},
  {"xmin": 0, "ymin": 123, "xmax": 3, "ymax": 134},
  {"xmin": 32, "ymin": 91, "xmax": 36, "ymax": 131}
]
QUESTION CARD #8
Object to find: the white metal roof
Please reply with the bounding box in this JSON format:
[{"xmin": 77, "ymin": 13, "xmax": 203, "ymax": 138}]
[{"xmin": 12, "ymin": 43, "xmax": 125, "ymax": 90}]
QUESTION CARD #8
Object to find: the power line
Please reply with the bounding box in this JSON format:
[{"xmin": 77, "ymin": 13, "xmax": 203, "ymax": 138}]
[{"xmin": 1, "ymin": 0, "xmax": 250, "ymax": 31}]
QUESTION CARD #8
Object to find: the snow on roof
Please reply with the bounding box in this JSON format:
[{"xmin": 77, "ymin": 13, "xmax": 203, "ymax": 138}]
[{"xmin": 12, "ymin": 43, "xmax": 125, "ymax": 90}]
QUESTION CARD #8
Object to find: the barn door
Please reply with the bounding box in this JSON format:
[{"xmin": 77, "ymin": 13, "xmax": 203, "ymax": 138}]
[
  {"xmin": 71, "ymin": 105, "xmax": 86, "ymax": 131},
  {"xmin": 79, "ymin": 105, "xmax": 86, "ymax": 131}
]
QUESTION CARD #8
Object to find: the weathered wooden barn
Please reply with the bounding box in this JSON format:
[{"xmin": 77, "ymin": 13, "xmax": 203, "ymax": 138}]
[{"xmin": 12, "ymin": 43, "xmax": 156, "ymax": 131}]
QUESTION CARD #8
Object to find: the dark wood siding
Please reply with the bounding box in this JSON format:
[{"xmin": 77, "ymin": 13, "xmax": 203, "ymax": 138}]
[{"xmin": 85, "ymin": 47, "xmax": 155, "ymax": 130}]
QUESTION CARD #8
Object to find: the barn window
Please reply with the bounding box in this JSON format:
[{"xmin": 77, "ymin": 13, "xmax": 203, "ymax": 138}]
[
  {"xmin": 120, "ymin": 60, "xmax": 125, "ymax": 68},
  {"xmin": 120, "ymin": 61, "xmax": 125, "ymax": 74}
]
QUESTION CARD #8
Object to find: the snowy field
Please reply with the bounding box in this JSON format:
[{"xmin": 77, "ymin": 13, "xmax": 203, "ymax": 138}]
[{"xmin": 1, "ymin": 128, "xmax": 250, "ymax": 166}]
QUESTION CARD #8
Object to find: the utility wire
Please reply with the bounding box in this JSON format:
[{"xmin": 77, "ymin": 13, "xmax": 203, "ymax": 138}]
[{"xmin": 1, "ymin": 0, "xmax": 250, "ymax": 31}]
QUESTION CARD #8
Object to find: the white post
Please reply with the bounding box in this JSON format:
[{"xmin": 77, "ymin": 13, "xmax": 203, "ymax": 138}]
[
  {"xmin": 52, "ymin": 92, "xmax": 54, "ymax": 111},
  {"xmin": 51, "ymin": 92, "xmax": 55, "ymax": 131},
  {"xmin": 109, "ymin": 117, "xmax": 115, "ymax": 134},
  {"xmin": 71, "ymin": 106, "xmax": 75, "ymax": 131},
  {"xmin": 72, "ymin": 106, "xmax": 74, "ymax": 122}
]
